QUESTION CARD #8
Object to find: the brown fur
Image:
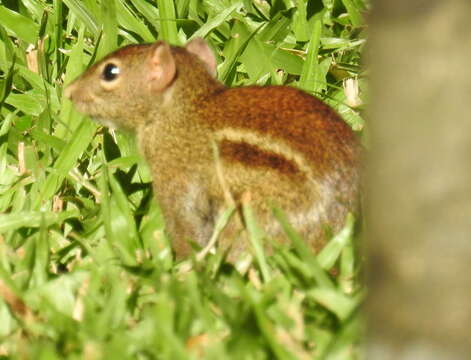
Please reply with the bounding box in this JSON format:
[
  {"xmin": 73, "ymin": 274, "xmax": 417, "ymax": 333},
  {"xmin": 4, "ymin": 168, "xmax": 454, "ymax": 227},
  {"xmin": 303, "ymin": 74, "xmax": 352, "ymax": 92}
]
[{"xmin": 65, "ymin": 38, "xmax": 361, "ymax": 262}]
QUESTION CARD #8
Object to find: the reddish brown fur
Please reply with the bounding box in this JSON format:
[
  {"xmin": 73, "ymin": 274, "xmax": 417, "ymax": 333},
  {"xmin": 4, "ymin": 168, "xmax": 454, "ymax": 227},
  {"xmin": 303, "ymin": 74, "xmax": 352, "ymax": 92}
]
[
  {"xmin": 202, "ymin": 86, "xmax": 358, "ymax": 177},
  {"xmin": 219, "ymin": 140, "xmax": 304, "ymax": 178}
]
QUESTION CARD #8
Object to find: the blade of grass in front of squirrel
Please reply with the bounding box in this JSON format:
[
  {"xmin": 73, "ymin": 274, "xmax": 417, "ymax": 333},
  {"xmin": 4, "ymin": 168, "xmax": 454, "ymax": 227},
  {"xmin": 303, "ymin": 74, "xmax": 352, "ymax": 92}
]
[
  {"xmin": 242, "ymin": 282, "xmax": 299, "ymax": 360},
  {"xmin": 272, "ymin": 207, "xmax": 335, "ymax": 290},
  {"xmin": 34, "ymin": 119, "xmax": 96, "ymax": 208},
  {"xmin": 339, "ymin": 220, "xmax": 357, "ymax": 295},
  {"xmin": 320, "ymin": 312, "xmax": 364, "ymax": 359},
  {"xmin": 107, "ymin": 167, "xmax": 141, "ymax": 252},
  {"xmin": 307, "ymin": 287, "xmax": 363, "ymax": 322},
  {"xmin": 99, "ymin": 164, "xmax": 138, "ymax": 266},
  {"xmin": 196, "ymin": 205, "xmax": 236, "ymax": 261},
  {"xmin": 242, "ymin": 198, "xmax": 271, "ymax": 283},
  {"xmin": 317, "ymin": 213, "xmax": 355, "ymax": 270}
]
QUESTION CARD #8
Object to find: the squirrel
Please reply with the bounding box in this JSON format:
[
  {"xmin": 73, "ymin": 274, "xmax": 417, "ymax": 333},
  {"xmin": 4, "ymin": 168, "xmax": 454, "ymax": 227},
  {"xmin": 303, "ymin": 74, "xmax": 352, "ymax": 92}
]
[{"xmin": 64, "ymin": 38, "xmax": 361, "ymax": 263}]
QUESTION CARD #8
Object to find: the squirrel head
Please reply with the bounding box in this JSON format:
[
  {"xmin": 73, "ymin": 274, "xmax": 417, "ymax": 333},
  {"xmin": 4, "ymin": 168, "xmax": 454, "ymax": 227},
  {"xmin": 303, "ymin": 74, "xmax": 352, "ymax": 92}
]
[{"xmin": 64, "ymin": 38, "xmax": 218, "ymax": 131}]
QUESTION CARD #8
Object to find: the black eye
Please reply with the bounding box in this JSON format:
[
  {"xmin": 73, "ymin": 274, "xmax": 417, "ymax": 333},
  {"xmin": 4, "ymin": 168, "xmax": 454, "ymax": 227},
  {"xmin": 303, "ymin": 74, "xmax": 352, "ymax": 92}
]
[{"xmin": 102, "ymin": 63, "xmax": 120, "ymax": 81}]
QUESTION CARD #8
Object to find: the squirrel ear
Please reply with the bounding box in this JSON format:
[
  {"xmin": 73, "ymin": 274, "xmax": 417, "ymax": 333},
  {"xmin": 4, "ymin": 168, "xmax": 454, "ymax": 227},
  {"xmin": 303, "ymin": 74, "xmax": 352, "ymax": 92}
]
[
  {"xmin": 185, "ymin": 38, "xmax": 217, "ymax": 78},
  {"xmin": 149, "ymin": 42, "xmax": 176, "ymax": 92}
]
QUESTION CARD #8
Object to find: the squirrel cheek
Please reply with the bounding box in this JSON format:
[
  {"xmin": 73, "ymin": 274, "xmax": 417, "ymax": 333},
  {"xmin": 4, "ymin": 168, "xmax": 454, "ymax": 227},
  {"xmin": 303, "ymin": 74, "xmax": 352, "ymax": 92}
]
[{"xmin": 100, "ymin": 78, "xmax": 121, "ymax": 92}]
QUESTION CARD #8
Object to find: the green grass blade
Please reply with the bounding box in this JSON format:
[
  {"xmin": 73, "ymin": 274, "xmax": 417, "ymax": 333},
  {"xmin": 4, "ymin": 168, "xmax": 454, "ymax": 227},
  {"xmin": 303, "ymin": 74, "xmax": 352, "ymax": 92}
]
[
  {"xmin": 218, "ymin": 22, "xmax": 264, "ymax": 83},
  {"xmin": 116, "ymin": 0, "xmax": 154, "ymax": 42},
  {"xmin": 341, "ymin": 0, "xmax": 363, "ymax": 27},
  {"xmin": 34, "ymin": 119, "xmax": 96, "ymax": 208},
  {"xmin": 0, "ymin": 210, "xmax": 79, "ymax": 233},
  {"xmin": 272, "ymin": 207, "xmax": 335, "ymax": 289},
  {"xmin": 4, "ymin": 92, "xmax": 44, "ymax": 116},
  {"xmin": 0, "ymin": 55, "xmax": 16, "ymax": 111},
  {"xmin": 317, "ymin": 213, "xmax": 355, "ymax": 270},
  {"xmin": 0, "ymin": 6, "xmax": 39, "ymax": 44},
  {"xmin": 99, "ymin": 0, "xmax": 118, "ymax": 56},
  {"xmin": 189, "ymin": 1, "xmax": 243, "ymax": 40},
  {"xmin": 156, "ymin": 0, "xmax": 179, "ymax": 43},
  {"xmin": 0, "ymin": 23, "xmax": 15, "ymax": 63},
  {"xmin": 129, "ymin": 0, "xmax": 160, "ymax": 31},
  {"xmin": 242, "ymin": 199, "xmax": 271, "ymax": 283},
  {"xmin": 307, "ymin": 288, "xmax": 364, "ymax": 321},
  {"xmin": 63, "ymin": 0, "xmax": 99, "ymax": 37},
  {"xmin": 298, "ymin": 13, "xmax": 323, "ymax": 92},
  {"xmin": 292, "ymin": 0, "xmax": 309, "ymax": 41}
]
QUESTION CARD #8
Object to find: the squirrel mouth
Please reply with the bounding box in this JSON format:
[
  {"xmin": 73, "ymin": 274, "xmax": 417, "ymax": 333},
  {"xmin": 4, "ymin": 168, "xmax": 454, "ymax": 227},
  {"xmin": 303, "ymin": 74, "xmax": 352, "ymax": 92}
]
[
  {"xmin": 71, "ymin": 99, "xmax": 99, "ymax": 118},
  {"xmin": 65, "ymin": 91, "xmax": 117, "ymax": 129},
  {"xmin": 65, "ymin": 82, "xmax": 100, "ymax": 116},
  {"xmin": 66, "ymin": 91, "xmax": 105, "ymax": 121},
  {"xmin": 73, "ymin": 102, "xmax": 116, "ymax": 128}
]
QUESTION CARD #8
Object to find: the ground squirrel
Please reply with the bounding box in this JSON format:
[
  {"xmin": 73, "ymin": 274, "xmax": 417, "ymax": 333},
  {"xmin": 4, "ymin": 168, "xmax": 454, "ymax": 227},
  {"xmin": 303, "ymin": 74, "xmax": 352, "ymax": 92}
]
[{"xmin": 65, "ymin": 38, "xmax": 361, "ymax": 262}]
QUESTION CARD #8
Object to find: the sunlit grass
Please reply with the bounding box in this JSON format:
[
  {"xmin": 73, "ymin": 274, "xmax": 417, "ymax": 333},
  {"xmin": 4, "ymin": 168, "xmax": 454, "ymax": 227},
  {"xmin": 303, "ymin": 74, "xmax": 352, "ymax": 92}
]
[{"xmin": 0, "ymin": 0, "xmax": 367, "ymax": 358}]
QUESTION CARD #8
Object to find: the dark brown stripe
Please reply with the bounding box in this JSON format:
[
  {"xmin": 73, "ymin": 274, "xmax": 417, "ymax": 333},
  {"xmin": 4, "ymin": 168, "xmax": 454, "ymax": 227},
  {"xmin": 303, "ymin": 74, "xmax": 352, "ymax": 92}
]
[{"xmin": 219, "ymin": 140, "xmax": 303, "ymax": 178}]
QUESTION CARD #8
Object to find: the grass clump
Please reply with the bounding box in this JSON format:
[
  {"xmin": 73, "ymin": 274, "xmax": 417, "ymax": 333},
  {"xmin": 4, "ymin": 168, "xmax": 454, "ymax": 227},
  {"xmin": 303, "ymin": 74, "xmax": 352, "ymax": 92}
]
[{"xmin": 0, "ymin": 0, "xmax": 367, "ymax": 358}]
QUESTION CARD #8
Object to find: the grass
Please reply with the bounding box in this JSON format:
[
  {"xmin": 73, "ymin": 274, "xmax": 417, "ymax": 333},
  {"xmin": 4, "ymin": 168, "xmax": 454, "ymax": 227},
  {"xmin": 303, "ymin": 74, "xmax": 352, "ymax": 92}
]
[{"xmin": 0, "ymin": 0, "xmax": 367, "ymax": 358}]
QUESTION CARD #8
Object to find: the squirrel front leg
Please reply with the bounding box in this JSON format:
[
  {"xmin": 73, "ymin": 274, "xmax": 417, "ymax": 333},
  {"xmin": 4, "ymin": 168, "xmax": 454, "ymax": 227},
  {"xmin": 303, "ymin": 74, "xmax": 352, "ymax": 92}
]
[{"xmin": 154, "ymin": 179, "xmax": 216, "ymax": 259}]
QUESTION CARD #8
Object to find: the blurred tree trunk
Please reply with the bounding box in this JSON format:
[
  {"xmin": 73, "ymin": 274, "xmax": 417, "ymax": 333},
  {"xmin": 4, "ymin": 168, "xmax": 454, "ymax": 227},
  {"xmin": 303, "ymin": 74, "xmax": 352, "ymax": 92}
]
[{"xmin": 366, "ymin": 0, "xmax": 471, "ymax": 359}]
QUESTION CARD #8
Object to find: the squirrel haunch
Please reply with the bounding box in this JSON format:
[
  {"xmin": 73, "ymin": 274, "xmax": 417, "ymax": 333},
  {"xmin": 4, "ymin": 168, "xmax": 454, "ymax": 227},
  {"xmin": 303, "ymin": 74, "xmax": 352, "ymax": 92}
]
[{"xmin": 65, "ymin": 38, "xmax": 361, "ymax": 262}]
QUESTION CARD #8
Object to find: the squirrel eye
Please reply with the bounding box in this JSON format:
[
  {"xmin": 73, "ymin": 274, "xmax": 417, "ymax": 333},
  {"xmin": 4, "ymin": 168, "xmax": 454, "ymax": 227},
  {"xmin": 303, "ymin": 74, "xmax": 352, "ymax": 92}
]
[{"xmin": 102, "ymin": 63, "xmax": 120, "ymax": 81}]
